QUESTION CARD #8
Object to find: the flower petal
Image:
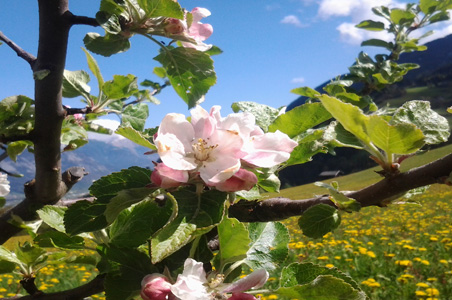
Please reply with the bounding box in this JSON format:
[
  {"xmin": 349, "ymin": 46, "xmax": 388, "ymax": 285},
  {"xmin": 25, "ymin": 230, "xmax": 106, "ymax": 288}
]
[
  {"xmin": 222, "ymin": 269, "xmax": 269, "ymax": 293},
  {"xmin": 214, "ymin": 169, "xmax": 257, "ymax": 192}
]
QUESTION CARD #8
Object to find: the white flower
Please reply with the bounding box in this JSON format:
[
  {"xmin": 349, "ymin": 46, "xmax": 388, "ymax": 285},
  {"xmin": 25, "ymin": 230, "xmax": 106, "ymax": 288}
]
[
  {"xmin": 170, "ymin": 258, "xmax": 211, "ymax": 300},
  {"xmin": 0, "ymin": 173, "xmax": 10, "ymax": 197}
]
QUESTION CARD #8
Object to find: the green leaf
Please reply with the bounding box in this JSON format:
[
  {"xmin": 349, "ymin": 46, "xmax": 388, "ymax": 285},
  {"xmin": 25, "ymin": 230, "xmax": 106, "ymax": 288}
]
[
  {"xmin": 356, "ymin": 20, "xmax": 385, "ymax": 31},
  {"xmin": 279, "ymin": 262, "xmax": 362, "ymax": 290},
  {"xmin": 285, "ymin": 128, "xmax": 333, "ymax": 166},
  {"xmin": 96, "ymin": 11, "xmax": 122, "ymax": 34},
  {"xmin": 318, "ymin": 95, "xmax": 370, "ymax": 145},
  {"xmin": 153, "ymin": 67, "xmax": 167, "ymax": 78},
  {"xmin": 269, "ymin": 103, "xmax": 331, "ymax": 138},
  {"xmin": 151, "ymin": 217, "xmax": 197, "ymax": 263},
  {"xmin": 257, "ymin": 172, "xmax": 281, "ymax": 193},
  {"xmin": 390, "ymin": 8, "xmax": 416, "ymax": 25},
  {"xmin": 64, "ymin": 200, "xmax": 108, "ymax": 235},
  {"xmin": 90, "ymin": 166, "xmax": 152, "ymax": 202},
  {"xmin": 60, "ymin": 120, "xmax": 88, "ymax": 151},
  {"xmin": 100, "ymin": 0, "xmax": 126, "ymax": 16},
  {"xmin": 361, "ymin": 39, "xmax": 393, "ymax": 50},
  {"xmin": 15, "ymin": 243, "xmax": 47, "ymax": 267},
  {"xmin": 154, "ymin": 47, "xmax": 216, "ymax": 108},
  {"xmin": 84, "ymin": 32, "xmax": 130, "ymax": 57},
  {"xmin": 62, "ymin": 70, "xmax": 91, "ymax": 99},
  {"xmin": 314, "ymin": 182, "xmax": 361, "ymax": 213},
  {"xmin": 298, "ymin": 204, "xmax": 341, "ymax": 239},
  {"xmin": 7, "ymin": 140, "xmax": 33, "ymax": 162},
  {"xmin": 109, "ymin": 199, "xmax": 174, "ymax": 248},
  {"xmin": 0, "ymin": 246, "xmax": 21, "ymax": 265},
  {"xmin": 104, "ymin": 187, "xmax": 154, "ymax": 224},
  {"xmin": 34, "ymin": 231, "xmax": 85, "ymax": 250},
  {"xmin": 82, "ymin": 48, "xmax": 105, "ymax": 97},
  {"xmin": 420, "ymin": 0, "xmax": 439, "ymax": 14},
  {"xmin": 372, "ymin": 6, "xmax": 391, "ymax": 19},
  {"xmin": 217, "ymin": 217, "xmax": 250, "ymax": 268},
  {"xmin": 137, "ymin": 0, "xmax": 184, "ymax": 18},
  {"xmin": 115, "ymin": 126, "xmax": 156, "ymax": 149},
  {"xmin": 429, "ymin": 11, "xmax": 450, "ymax": 24},
  {"xmin": 0, "ymin": 260, "xmax": 16, "ymax": 274},
  {"xmin": 245, "ymin": 222, "xmax": 289, "ymax": 271},
  {"xmin": 101, "ymin": 245, "xmax": 157, "ymax": 300},
  {"xmin": 278, "ymin": 275, "xmax": 367, "ymax": 300},
  {"xmin": 122, "ymin": 103, "xmax": 149, "ymax": 131},
  {"xmin": 37, "ymin": 206, "xmax": 67, "ymax": 233},
  {"xmin": 391, "ymin": 100, "xmax": 450, "ymax": 145},
  {"xmin": 367, "ymin": 115, "xmax": 425, "ymax": 155},
  {"xmin": 291, "ymin": 86, "xmax": 320, "ymax": 98},
  {"xmin": 231, "ymin": 102, "xmax": 283, "ymax": 132},
  {"xmin": 103, "ymin": 74, "xmax": 138, "ymax": 100}
]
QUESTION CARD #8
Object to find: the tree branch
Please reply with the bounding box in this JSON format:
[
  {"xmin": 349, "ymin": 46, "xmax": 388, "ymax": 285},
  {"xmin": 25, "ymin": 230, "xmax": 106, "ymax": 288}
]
[
  {"xmin": 0, "ymin": 31, "xmax": 36, "ymax": 68},
  {"xmin": 229, "ymin": 152, "xmax": 452, "ymax": 222},
  {"xmin": 63, "ymin": 11, "xmax": 99, "ymax": 27},
  {"xmin": 5, "ymin": 274, "xmax": 106, "ymax": 300}
]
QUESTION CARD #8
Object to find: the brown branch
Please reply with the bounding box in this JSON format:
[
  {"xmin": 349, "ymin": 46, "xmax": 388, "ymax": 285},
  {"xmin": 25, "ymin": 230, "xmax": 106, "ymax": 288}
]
[
  {"xmin": 0, "ymin": 31, "xmax": 36, "ymax": 68},
  {"xmin": 229, "ymin": 152, "xmax": 452, "ymax": 222},
  {"xmin": 63, "ymin": 11, "xmax": 99, "ymax": 27},
  {"xmin": 63, "ymin": 105, "xmax": 92, "ymax": 116},
  {"xmin": 5, "ymin": 274, "xmax": 105, "ymax": 300}
]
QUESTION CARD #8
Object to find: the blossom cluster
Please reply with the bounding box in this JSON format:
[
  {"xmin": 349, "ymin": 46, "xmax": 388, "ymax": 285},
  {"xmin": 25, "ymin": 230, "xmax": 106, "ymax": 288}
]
[
  {"xmin": 151, "ymin": 106, "xmax": 297, "ymax": 192},
  {"xmin": 141, "ymin": 258, "xmax": 268, "ymax": 300},
  {"xmin": 0, "ymin": 173, "xmax": 9, "ymax": 198}
]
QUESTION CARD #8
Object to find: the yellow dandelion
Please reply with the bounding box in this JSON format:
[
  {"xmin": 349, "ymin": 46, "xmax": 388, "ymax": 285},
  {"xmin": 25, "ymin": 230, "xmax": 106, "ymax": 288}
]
[
  {"xmin": 427, "ymin": 277, "xmax": 438, "ymax": 282},
  {"xmin": 317, "ymin": 256, "xmax": 329, "ymax": 260},
  {"xmin": 325, "ymin": 264, "xmax": 334, "ymax": 268},
  {"xmin": 416, "ymin": 282, "xmax": 430, "ymax": 288},
  {"xmin": 416, "ymin": 291, "xmax": 427, "ymax": 296},
  {"xmin": 268, "ymin": 295, "xmax": 278, "ymax": 300},
  {"xmin": 425, "ymin": 288, "xmax": 440, "ymax": 296},
  {"xmin": 366, "ymin": 251, "xmax": 376, "ymax": 258},
  {"xmin": 439, "ymin": 259, "xmax": 448, "ymax": 264},
  {"xmin": 421, "ymin": 260, "xmax": 430, "ymax": 266}
]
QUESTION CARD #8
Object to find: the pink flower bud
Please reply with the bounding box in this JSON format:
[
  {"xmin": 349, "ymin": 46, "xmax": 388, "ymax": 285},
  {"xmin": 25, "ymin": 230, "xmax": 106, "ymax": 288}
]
[
  {"xmin": 74, "ymin": 113, "xmax": 84, "ymax": 120},
  {"xmin": 228, "ymin": 293, "xmax": 257, "ymax": 300},
  {"xmin": 164, "ymin": 18, "xmax": 187, "ymax": 35},
  {"xmin": 214, "ymin": 169, "xmax": 257, "ymax": 192},
  {"xmin": 141, "ymin": 274, "xmax": 172, "ymax": 300},
  {"xmin": 151, "ymin": 163, "xmax": 189, "ymax": 189}
]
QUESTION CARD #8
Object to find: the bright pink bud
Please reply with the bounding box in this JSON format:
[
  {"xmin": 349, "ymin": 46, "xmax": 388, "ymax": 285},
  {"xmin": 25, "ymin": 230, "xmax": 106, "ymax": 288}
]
[
  {"xmin": 151, "ymin": 163, "xmax": 189, "ymax": 189},
  {"xmin": 214, "ymin": 169, "xmax": 257, "ymax": 192},
  {"xmin": 141, "ymin": 274, "xmax": 172, "ymax": 300},
  {"xmin": 74, "ymin": 113, "xmax": 83, "ymax": 120},
  {"xmin": 164, "ymin": 18, "xmax": 186, "ymax": 35},
  {"xmin": 228, "ymin": 293, "xmax": 257, "ymax": 300}
]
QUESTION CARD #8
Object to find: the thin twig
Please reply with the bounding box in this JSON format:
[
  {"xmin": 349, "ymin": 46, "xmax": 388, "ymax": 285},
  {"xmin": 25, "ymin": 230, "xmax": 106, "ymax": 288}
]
[
  {"xmin": 63, "ymin": 11, "xmax": 99, "ymax": 27},
  {"xmin": 0, "ymin": 31, "xmax": 36, "ymax": 68}
]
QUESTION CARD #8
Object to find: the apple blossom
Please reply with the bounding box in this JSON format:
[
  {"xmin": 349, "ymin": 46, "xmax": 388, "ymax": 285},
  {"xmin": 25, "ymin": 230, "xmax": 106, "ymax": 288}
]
[
  {"xmin": 154, "ymin": 106, "xmax": 244, "ymax": 186},
  {"xmin": 181, "ymin": 8, "xmax": 213, "ymax": 51},
  {"xmin": 170, "ymin": 258, "xmax": 211, "ymax": 300},
  {"xmin": 141, "ymin": 274, "xmax": 173, "ymax": 300},
  {"xmin": 0, "ymin": 173, "xmax": 10, "ymax": 197}
]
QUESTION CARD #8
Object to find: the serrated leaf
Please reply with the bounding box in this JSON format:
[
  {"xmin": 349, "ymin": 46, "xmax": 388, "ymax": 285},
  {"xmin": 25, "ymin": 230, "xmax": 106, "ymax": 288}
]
[
  {"xmin": 109, "ymin": 199, "xmax": 174, "ymax": 248},
  {"xmin": 298, "ymin": 204, "xmax": 341, "ymax": 239},
  {"xmin": 231, "ymin": 102, "xmax": 282, "ymax": 132},
  {"xmin": 429, "ymin": 11, "xmax": 450, "ymax": 24},
  {"xmin": 15, "ymin": 243, "xmax": 47, "ymax": 266},
  {"xmin": 154, "ymin": 47, "xmax": 216, "ymax": 108},
  {"xmin": 291, "ymin": 86, "xmax": 320, "ymax": 98},
  {"xmin": 37, "ymin": 206, "xmax": 67, "ymax": 233},
  {"xmin": 367, "ymin": 115, "xmax": 425, "ymax": 155},
  {"xmin": 391, "ymin": 100, "xmax": 450, "ymax": 145},
  {"xmin": 122, "ymin": 103, "xmax": 149, "ymax": 131},
  {"xmin": 62, "ymin": 70, "xmax": 91, "ymax": 99},
  {"xmin": 115, "ymin": 126, "xmax": 156, "ymax": 149},
  {"xmin": 356, "ymin": 20, "xmax": 385, "ymax": 31},
  {"xmin": 257, "ymin": 172, "xmax": 281, "ymax": 193},
  {"xmin": 0, "ymin": 260, "xmax": 16, "ymax": 274},
  {"xmin": 96, "ymin": 11, "xmax": 122, "ymax": 34},
  {"xmin": 82, "ymin": 48, "xmax": 105, "ymax": 98},
  {"xmin": 64, "ymin": 200, "xmax": 108, "ymax": 235},
  {"xmin": 0, "ymin": 246, "xmax": 21, "ymax": 265},
  {"xmin": 217, "ymin": 217, "xmax": 250, "ymax": 267},
  {"xmin": 269, "ymin": 103, "xmax": 331, "ymax": 138},
  {"xmin": 420, "ymin": 0, "xmax": 439, "ymax": 14},
  {"xmin": 314, "ymin": 182, "xmax": 361, "ymax": 212},
  {"xmin": 84, "ymin": 32, "xmax": 130, "ymax": 57},
  {"xmin": 103, "ymin": 74, "xmax": 138, "ymax": 100},
  {"xmin": 361, "ymin": 39, "xmax": 393, "ymax": 50},
  {"xmin": 151, "ymin": 218, "xmax": 197, "ymax": 263},
  {"xmin": 245, "ymin": 222, "xmax": 289, "ymax": 271},
  {"xmin": 104, "ymin": 187, "xmax": 154, "ymax": 224},
  {"xmin": 153, "ymin": 67, "xmax": 167, "ymax": 78},
  {"xmin": 278, "ymin": 275, "xmax": 367, "ymax": 300}
]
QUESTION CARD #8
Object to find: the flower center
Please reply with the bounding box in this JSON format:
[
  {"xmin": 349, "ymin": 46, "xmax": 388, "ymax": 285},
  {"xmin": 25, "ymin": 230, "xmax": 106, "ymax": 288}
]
[{"xmin": 192, "ymin": 138, "xmax": 218, "ymax": 162}]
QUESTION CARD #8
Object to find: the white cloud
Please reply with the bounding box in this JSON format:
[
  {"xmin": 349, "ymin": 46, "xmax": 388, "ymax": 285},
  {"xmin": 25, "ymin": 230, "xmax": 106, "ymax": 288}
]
[
  {"xmin": 415, "ymin": 20, "xmax": 452, "ymax": 44},
  {"xmin": 291, "ymin": 77, "xmax": 305, "ymax": 84},
  {"xmin": 281, "ymin": 15, "xmax": 305, "ymax": 28},
  {"xmin": 337, "ymin": 22, "xmax": 393, "ymax": 45}
]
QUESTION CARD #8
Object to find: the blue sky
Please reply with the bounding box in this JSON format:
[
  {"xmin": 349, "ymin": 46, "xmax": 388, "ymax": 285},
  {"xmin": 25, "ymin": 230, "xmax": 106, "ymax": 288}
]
[{"xmin": 1, "ymin": 0, "xmax": 451, "ymax": 128}]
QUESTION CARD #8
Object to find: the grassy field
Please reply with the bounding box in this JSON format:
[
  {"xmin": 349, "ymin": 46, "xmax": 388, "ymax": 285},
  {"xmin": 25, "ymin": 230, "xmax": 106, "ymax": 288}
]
[{"xmin": 0, "ymin": 145, "xmax": 451, "ymax": 299}]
